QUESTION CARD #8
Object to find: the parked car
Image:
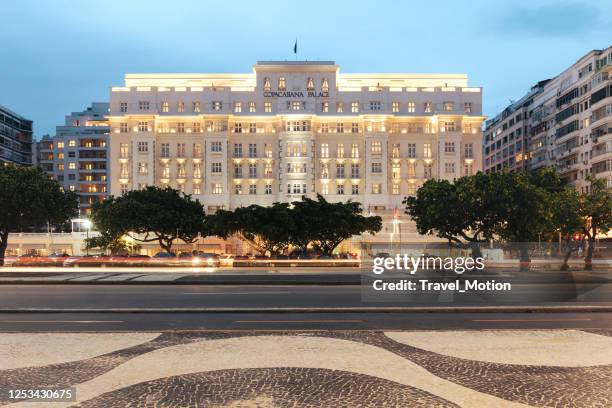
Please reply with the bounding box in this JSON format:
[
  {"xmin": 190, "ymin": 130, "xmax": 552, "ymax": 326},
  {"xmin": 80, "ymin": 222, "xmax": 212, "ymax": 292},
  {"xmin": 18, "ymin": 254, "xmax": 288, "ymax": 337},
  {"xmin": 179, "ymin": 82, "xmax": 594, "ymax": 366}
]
[{"xmin": 63, "ymin": 255, "xmax": 113, "ymax": 268}]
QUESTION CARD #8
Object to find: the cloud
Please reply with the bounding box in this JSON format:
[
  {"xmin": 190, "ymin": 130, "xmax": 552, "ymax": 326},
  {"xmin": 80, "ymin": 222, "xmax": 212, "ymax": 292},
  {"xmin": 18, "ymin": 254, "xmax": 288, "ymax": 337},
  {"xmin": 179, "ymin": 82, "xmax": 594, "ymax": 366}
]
[{"xmin": 496, "ymin": 3, "xmax": 600, "ymax": 37}]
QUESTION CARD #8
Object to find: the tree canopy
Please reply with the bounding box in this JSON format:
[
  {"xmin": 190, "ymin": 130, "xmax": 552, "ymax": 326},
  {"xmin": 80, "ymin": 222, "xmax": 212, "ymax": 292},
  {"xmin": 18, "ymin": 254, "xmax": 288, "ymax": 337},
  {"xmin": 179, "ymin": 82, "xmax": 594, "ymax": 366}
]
[{"xmin": 0, "ymin": 164, "xmax": 78, "ymax": 265}]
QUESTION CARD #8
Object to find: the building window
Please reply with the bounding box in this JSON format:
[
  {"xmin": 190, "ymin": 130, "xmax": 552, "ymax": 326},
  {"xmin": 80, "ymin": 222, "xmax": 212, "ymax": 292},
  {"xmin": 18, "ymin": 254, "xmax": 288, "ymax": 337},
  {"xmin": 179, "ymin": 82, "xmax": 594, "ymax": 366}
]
[
  {"xmin": 408, "ymin": 102, "xmax": 416, "ymax": 113},
  {"xmin": 372, "ymin": 183, "xmax": 382, "ymax": 194},
  {"xmin": 160, "ymin": 143, "xmax": 169, "ymax": 158},
  {"xmin": 291, "ymin": 101, "xmax": 301, "ymax": 111},
  {"xmin": 351, "ymin": 143, "xmax": 359, "ymax": 158},
  {"xmin": 392, "ymin": 183, "xmax": 400, "ymax": 195},
  {"xmin": 68, "ymin": 162, "xmax": 76, "ymax": 170},
  {"xmin": 278, "ymin": 77, "xmax": 286, "ymax": 91},
  {"xmin": 193, "ymin": 101, "xmax": 201, "ymax": 113},
  {"xmin": 234, "ymin": 143, "xmax": 243, "ymax": 157},
  {"xmin": 212, "ymin": 101, "xmax": 222, "ymax": 110},
  {"xmin": 120, "ymin": 143, "xmax": 129, "ymax": 158},
  {"xmin": 193, "ymin": 183, "xmax": 201, "ymax": 195},
  {"xmin": 234, "ymin": 102, "xmax": 242, "ymax": 113},
  {"xmin": 177, "ymin": 163, "xmax": 186, "ymax": 178},
  {"xmin": 351, "ymin": 102, "xmax": 359, "ymax": 113},
  {"xmin": 351, "ymin": 163, "xmax": 360, "ymax": 178},
  {"xmin": 249, "ymin": 101, "xmax": 256, "ymax": 112},
  {"xmin": 248, "ymin": 123, "xmax": 256, "ymax": 133},
  {"xmin": 337, "ymin": 143, "xmax": 345, "ymax": 158},
  {"xmin": 336, "ymin": 163, "xmax": 345, "ymax": 178},
  {"xmin": 249, "ymin": 163, "xmax": 257, "ymax": 178},
  {"xmin": 444, "ymin": 142, "xmax": 455, "ymax": 153},
  {"xmin": 321, "ymin": 102, "xmax": 329, "ymax": 112},
  {"xmin": 177, "ymin": 143, "xmax": 185, "ymax": 158},
  {"xmin": 371, "ymin": 141, "xmax": 382, "ymax": 153},
  {"xmin": 336, "ymin": 102, "xmax": 344, "ymax": 113},
  {"xmin": 351, "ymin": 184, "xmax": 359, "ymax": 195},
  {"xmin": 424, "ymin": 102, "xmax": 432, "ymax": 113},
  {"xmin": 211, "ymin": 162, "xmax": 222, "ymax": 173},
  {"xmin": 307, "ymin": 77, "xmax": 314, "ymax": 90},
  {"xmin": 249, "ymin": 184, "xmax": 257, "ymax": 195},
  {"xmin": 177, "ymin": 101, "xmax": 185, "ymax": 113},
  {"xmin": 234, "ymin": 184, "xmax": 243, "ymax": 195},
  {"xmin": 392, "ymin": 163, "xmax": 400, "ymax": 180},
  {"xmin": 248, "ymin": 143, "xmax": 257, "ymax": 158},
  {"xmin": 371, "ymin": 162, "xmax": 382, "ymax": 173},
  {"xmin": 321, "ymin": 143, "xmax": 329, "ymax": 158},
  {"xmin": 351, "ymin": 123, "xmax": 359, "ymax": 133},
  {"xmin": 424, "ymin": 143, "xmax": 432, "ymax": 158},
  {"xmin": 212, "ymin": 183, "xmax": 222, "ymax": 194},
  {"xmin": 445, "ymin": 162, "xmax": 455, "ymax": 174},
  {"xmin": 322, "ymin": 78, "xmax": 329, "ymax": 92},
  {"xmin": 464, "ymin": 163, "xmax": 473, "ymax": 176},
  {"xmin": 336, "ymin": 183, "xmax": 345, "ymax": 195},
  {"xmin": 137, "ymin": 141, "xmax": 148, "ymax": 152},
  {"xmin": 234, "ymin": 123, "xmax": 242, "ymax": 133},
  {"xmin": 442, "ymin": 121, "xmax": 455, "ymax": 132},
  {"xmin": 193, "ymin": 163, "xmax": 202, "ymax": 179},
  {"xmin": 138, "ymin": 162, "xmax": 148, "ymax": 175},
  {"xmin": 264, "ymin": 102, "xmax": 272, "ymax": 112},
  {"xmin": 370, "ymin": 101, "xmax": 381, "ymax": 111},
  {"xmin": 464, "ymin": 143, "xmax": 474, "ymax": 158},
  {"xmin": 161, "ymin": 101, "xmax": 169, "ymax": 112},
  {"xmin": 138, "ymin": 121, "xmax": 149, "ymax": 132},
  {"xmin": 57, "ymin": 141, "xmax": 65, "ymax": 149},
  {"xmin": 464, "ymin": 102, "xmax": 472, "ymax": 113},
  {"xmin": 392, "ymin": 102, "xmax": 399, "ymax": 113},
  {"xmin": 138, "ymin": 101, "xmax": 149, "ymax": 111},
  {"xmin": 407, "ymin": 184, "xmax": 416, "ymax": 196},
  {"xmin": 407, "ymin": 143, "xmax": 416, "ymax": 158},
  {"xmin": 161, "ymin": 164, "xmax": 170, "ymax": 179},
  {"xmin": 263, "ymin": 77, "xmax": 271, "ymax": 91},
  {"xmin": 443, "ymin": 101, "xmax": 454, "ymax": 111},
  {"xmin": 120, "ymin": 163, "xmax": 129, "ymax": 178},
  {"xmin": 321, "ymin": 183, "xmax": 329, "ymax": 195},
  {"xmin": 392, "ymin": 143, "xmax": 400, "ymax": 158},
  {"xmin": 177, "ymin": 122, "xmax": 185, "ymax": 133},
  {"xmin": 193, "ymin": 122, "xmax": 201, "ymax": 133},
  {"xmin": 120, "ymin": 102, "xmax": 127, "ymax": 113},
  {"xmin": 265, "ymin": 184, "xmax": 272, "ymax": 195},
  {"xmin": 68, "ymin": 140, "xmax": 76, "ymax": 147},
  {"xmin": 211, "ymin": 141, "xmax": 222, "ymax": 152},
  {"xmin": 264, "ymin": 162, "xmax": 273, "ymax": 177},
  {"xmin": 424, "ymin": 163, "xmax": 433, "ymax": 179},
  {"xmin": 120, "ymin": 184, "xmax": 128, "ymax": 194},
  {"xmin": 408, "ymin": 162, "xmax": 416, "ymax": 177}
]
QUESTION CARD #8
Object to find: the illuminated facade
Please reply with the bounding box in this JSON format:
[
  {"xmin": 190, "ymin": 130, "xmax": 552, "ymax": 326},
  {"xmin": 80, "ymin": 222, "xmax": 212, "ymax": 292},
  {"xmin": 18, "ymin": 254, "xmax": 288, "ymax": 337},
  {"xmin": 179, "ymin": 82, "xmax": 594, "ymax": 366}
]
[{"xmin": 0, "ymin": 105, "xmax": 33, "ymax": 165}]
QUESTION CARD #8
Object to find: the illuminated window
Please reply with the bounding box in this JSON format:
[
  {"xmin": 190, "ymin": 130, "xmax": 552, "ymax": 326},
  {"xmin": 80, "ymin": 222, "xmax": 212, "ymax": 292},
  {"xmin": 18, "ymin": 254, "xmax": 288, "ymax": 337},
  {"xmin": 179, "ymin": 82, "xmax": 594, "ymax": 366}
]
[
  {"xmin": 408, "ymin": 162, "xmax": 416, "ymax": 177},
  {"xmin": 161, "ymin": 101, "xmax": 169, "ymax": 112},
  {"xmin": 161, "ymin": 164, "xmax": 170, "ymax": 178},
  {"xmin": 336, "ymin": 122, "xmax": 344, "ymax": 133},
  {"xmin": 424, "ymin": 143, "xmax": 432, "ymax": 158},
  {"xmin": 193, "ymin": 122, "xmax": 201, "ymax": 133},
  {"xmin": 193, "ymin": 183, "xmax": 201, "ymax": 195},
  {"xmin": 408, "ymin": 102, "xmax": 416, "ymax": 113},
  {"xmin": 137, "ymin": 141, "xmax": 148, "ymax": 152},
  {"xmin": 58, "ymin": 164, "xmax": 64, "ymax": 171},
  {"xmin": 392, "ymin": 163, "xmax": 400, "ymax": 180},
  {"xmin": 193, "ymin": 163, "xmax": 202, "ymax": 179},
  {"xmin": 57, "ymin": 153, "xmax": 64, "ymax": 160},
  {"xmin": 234, "ymin": 184, "xmax": 242, "ymax": 195},
  {"xmin": 336, "ymin": 183, "xmax": 345, "ymax": 195},
  {"xmin": 307, "ymin": 77, "xmax": 314, "ymax": 90},
  {"xmin": 212, "ymin": 183, "xmax": 222, "ymax": 194},
  {"xmin": 407, "ymin": 184, "xmax": 416, "ymax": 196},
  {"xmin": 249, "ymin": 101, "xmax": 256, "ymax": 112},
  {"xmin": 424, "ymin": 102, "xmax": 432, "ymax": 113},
  {"xmin": 336, "ymin": 102, "xmax": 343, "ymax": 113},
  {"xmin": 278, "ymin": 77, "xmax": 286, "ymax": 91},
  {"xmin": 351, "ymin": 143, "xmax": 359, "ymax": 158},
  {"xmin": 371, "ymin": 141, "xmax": 382, "ymax": 153},
  {"xmin": 193, "ymin": 101, "xmax": 201, "ymax": 113},
  {"xmin": 322, "ymin": 78, "xmax": 329, "ymax": 92},
  {"xmin": 177, "ymin": 163, "xmax": 186, "ymax": 178},
  {"xmin": 351, "ymin": 123, "xmax": 359, "ymax": 133},
  {"xmin": 443, "ymin": 101, "xmax": 454, "ymax": 111},
  {"xmin": 464, "ymin": 102, "xmax": 472, "ymax": 113},
  {"xmin": 372, "ymin": 183, "xmax": 382, "ymax": 194},
  {"xmin": 392, "ymin": 102, "xmax": 399, "ymax": 112},
  {"xmin": 351, "ymin": 102, "xmax": 359, "ymax": 113},
  {"xmin": 177, "ymin": 101, "xmax": 184, "ymax": 113},
  {"xmin": 69, "ymin": 185, "xmax": 75, "ymax": 192},
  {"xmin": 120, "ymin": 123, "xmax": 128, "ymax": 133},
  {"xmin": 337, "ymin": 143, "xmax": 345, "ymax": 158},
  {"xmin": 120, "ymin": 184, "xmax": 128, "ymax": 194},
  {"xmin": 392, "ymin": 183, "xmax": 400, "ymax": 195},
  {"xmin": 320, "ymin": 143, "xmax": 329, "ymax": 158},
  {"xmin": 57, "ymin": 141, "xmax": 65, "ymax": 149},
  {"xmin": 138, "ymin": 162, "xmax": 148, "ymax": 174},
  {"xmin": 321, "ymin": 183, "xmax": 329, "ymax": 195},
  {"xmin": 321, "ymin": 123, "xmax": 329, "ymax": 133},
  {"xmin": 264, "ymin": 102, "xmax": 272, "ymax": 112},
  {"xmin": 424, "ymin": 163, "xmax": 433, "ymax": 179},
  {"xmin": 68, "ymin": 140, "xmax": 76, "ymax": 147},
  {"xmin": 291, "ymin": 101, "xmax": 301, "ymax": 111},
  {"xmin": 321, "ymin": 102, "xmax": 329, "ymax": 112},
  {"xmin": 234, "ymin": 102, "xmax": 242, "ymax": 113},
  {"xmin": 263, "ymin": 77, "xmax": 271, "ymax": 91},
  {"xmin": 408, "ymin": 143, "xmax": 416, "ymax": 158},
  {"xmin": 264, "ymin": 162, "xmax": 273, "ymax": 177},
  {"xmin": 392, "ymin": 143, "xmax": 400, "ymax": 158},
  {"xmin": 68, "ymin": 162, "xmax": 76, "ymax": 170},
  {"xmin": 177, "ymin": 123, "xmax": 185, "ymax": 133},
  {"xmin": 351, "ymin": 184, "xmax": 359, "ymax": 195},
  {"xmin": 265, "ymin": 184, "xmax": 272, "ymax": 195},
  {"xmin": 120, "ymin": 143, "xmax": 129, "ymax": 158},
  {"xmin": 371, "ymin": 162, "xmax": 382, "ymax": 173},
  {"xmin": 464, "ymin": 163, "xmax": 473, "ymax": 176}
]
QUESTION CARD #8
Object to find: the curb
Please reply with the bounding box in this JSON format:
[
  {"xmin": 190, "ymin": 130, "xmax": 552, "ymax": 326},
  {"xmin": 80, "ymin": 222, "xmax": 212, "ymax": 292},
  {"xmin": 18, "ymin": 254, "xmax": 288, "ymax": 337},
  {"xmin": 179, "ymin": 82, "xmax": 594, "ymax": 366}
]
[{"xmin": 1, "ymin": 306, "xmax": 611, "ymax": 313}]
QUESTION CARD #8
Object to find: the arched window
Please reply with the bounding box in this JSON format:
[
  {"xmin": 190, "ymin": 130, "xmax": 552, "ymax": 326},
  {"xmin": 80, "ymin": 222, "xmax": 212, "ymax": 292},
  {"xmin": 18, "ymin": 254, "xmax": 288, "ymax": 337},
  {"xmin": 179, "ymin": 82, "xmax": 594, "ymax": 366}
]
[
  {"xmin": 307, "ymin": 77, "xmax": 314, "ymax": 91},
  {"xmin": 322, "ymin": 78, "xmax": 329, "ymax": 92},
  {"xmin": 263, "ymin": 77, "xmax": 271, "ymax": 92}
]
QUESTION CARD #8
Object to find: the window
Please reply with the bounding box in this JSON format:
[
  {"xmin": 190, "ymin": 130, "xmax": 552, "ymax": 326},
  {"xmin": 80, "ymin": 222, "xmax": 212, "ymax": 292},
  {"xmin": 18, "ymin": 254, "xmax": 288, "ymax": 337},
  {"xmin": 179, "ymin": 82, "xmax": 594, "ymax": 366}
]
[
  {"xmin": 265, "ymin": 184, "xmax": 272, "ymax": 195},
  {"xmin": 177, "ymin": 122, "xmax": 185, "ymax": 133},
  {"xmin": 248, "ymin": 163, "xmax": 257, "ymax": 178},
  {"xmin": 193, "ymin": 101, "xmax": 201, "ymax": 113},
  {"xmin": 424, "ymin": 102, "xmax": 432, "ymax": 113},
  {"xmin": 321, "ymin": 163, "xmax": 329, "ymax": 178},
  {"xmin": 177, "ymin": 101, "xmax": 185, "ymax": 113},
  {"xmin": 424, "ymin": 143, "xmax": 432, "ymax": 158},
  {"xmin": 138, "ymin": 101, "xmax": 149, "ymax": 111},
  {"xmin": 234, "ymin": 102, "xmax": 242, "ymax": 113},
  {"xmin": 464, "ymin": 163, "xmax": 473, "ymax": 176},
  {"xmin": 68, "ymin": 140, "xmax": 76, "ymax": 147},
  {"xmin": 442, "ymin": 121, "xmax": 455, "ymax": 132},
  {"xmin": 120, "ymin": 102, "xmax": 127, "ymax": 113},
  {"xmin": 464, "ymin": 102, "xmax": 472, "ymax": 113},
  {"xmin": 371, "ymin": 162, "xmax": 382, "ymax": 173},
  {"xmin": 321, "ymin": 123, "xmax": 329, "ymax": 133},
  {"xmin": 337, "ymin": 143, "xmax": 345, "ymax": 158},
  {"xmin": 372, "ymin": 183, "xmax": 382, "ymax": 194},
  {"xmin": 120, "ymin": 123, "xmax": 128, "ymax": 133},
  {"xmin": 392, "ymin": 163, "xmax": 400, "ymax": 180},
  {"xmin": 407, "ymin": 143, "xmax": 416, "ymax": 158},
  {"xmin": 249, "ymin": 143, "xmax": 257, "ymax": 158},
  {"xmin": 160, "ymin": 143, "xmax": 169, "ymax": 158},
  {"xmin": 177, "ymin": 163, "xmax": 186, "ymax": 178},
  {"xmin": 249, "ymin": 184, "xmax": 257, "ymax": 195},
  {"xmin": 321, "ymin": 183, "xmax": 329, "ymax": 195},
  {"xmin": 392, "ymin": 143, "xmax": 400, "ymax": 158},
  {"xmin": 137, "ymin": 141, "xmax": 148, "ymax": 152},
  {"xmin": 58, "ymin": 163, "xmax": 65, "ymax": 171},
  {"xmin": 444, "ymin": 142, "xmax": 455, "ymax": 153},
  {"xmin": 336, "ymin": 183, "xmax": 345, "ymax": 195},
  {"xmin": 321, "ymin": 101, "xmax": 329, "ymax": 112},
  {"xmin": 336, "ymin": 163, "xmax": 345, "ymax": 178},
  {"xmin": 120, "ymin": 163, "xmax": 129, "ymax": 178},
  {"xmin": 351, "ymin": 123, "xmax": 359, "ymax": 133},
  {"xmin": 464, "ymin": 143, "xmax": 474, "ymax": 158},
  {"xmin": 351, "ymin": 102, "xmax": 359, "ymax": 113},
  {"xmin": 212, "ymin": 101, "xmax": 222, "ymax": 110},
  {"xmin": 264, "ymin": 162, "xmax": 273, "ymax": 177},
  {"xmin": 211, "ymin": 141, "xmax": 222, "ymax": 152},
  {"xmin": 407, "ymin": 184, "xmax": 416, "ymax": 196},
  {"xmin": 408, "ymin": 102, "xmax": 416, "ymax": 113},
  {"xmin": 249, "ymin": 122, "xmax": 256, "ymax": 133},
  {"xmin": 234, "ymin": 123, "xmax": 242, "ymax": 133},
  {"xmin": 287, "ymin": 141, "xmax": 307, "ymax": 157},
  {"xmin": 408, "ymin": 162, "xmax": 416, "ymax": 177},
  {"xmin": 445, "ymin": 162, "xmax": 455, "ymax": 174},
  {"xmin": 120, "ymin": 184, "xmax": 128, "ymax": 195},
  {"xmin": 336, "ymin": 102, "xmax": 344, "ymax": 113},
  {"xmin": 265, "ymin": 144, "xmax": 272, "ymax": 158},
  {"xmin": 392, "ymin": 101, "xmax": 399, "ymax": 113},
  {"xmin": 212, "ymin": 183, "xmax": 222, "ymax": 194},
  {"xmin": 351, "ymin": 163, "xmax": 360, "ymax": 178},
  {"xmin": 307, "ymin": 77, "xmax": 314, "ymax": 90},
  {"xmin": 321, "ymin": 143, "xmax": 329, "ymax": 158},
  {"xmin": 322, "ymin": 78, "xmax": 329, "ymax": 92},
  {"xmin": 57, "ymin": 141, "xmax": 65, "ymax": 149},
  {"xmin": 370, "ymin": 101, "xmax": 381, "ymax": 111},
  {"xmin": 177, "ymin": 143, "xmax": 185, "ymax": 158},
  {"xmin": 193, "ymin": 122, "xmax": 201, "ymax": 133},
  {"xmin": 69, "ymin": 185, "xmax": 76, "ymax": 192},
  {"xmin": 336, "ymin": 122, "xmax": 344, "ymax": 133},
  {"xmin": 264, "ymin": 102, "xmax": 272, "ymax": 112},
  {"xmin": 138, "ymin": 162, "xmax": 148, "ymax": 174},
  {"xmin": 278, "ymin": 77, "xmax": 286, "ymax": 91},
  {"xmin": 234, "ymin": 184, "xmax": 243, "ymax": 195},
  {"xmin": 68, "ymin": 162, "xmax": 76, "ymax": 170},
  {"xmin": 351, "ymin": 184, "xmax": 359, "ymax": 195},
  {"xmin": 263, "ymin": 77, "xmax": 271, "ymax": 91},
  {"xmin": 443, "ymin": 101, "xmax": 454, "ymax": 111},
  {"xmin": 392, "ymin": 183, "xmax": 400, "ymax": 195},
  {"xmin": 161, "ymin": 101, "xmax": 169, "ymax": 112},
  {"xmin": 351, "ymin": 143, "xmax": 359, "ymax": 158},
  {"xmin": 193, "ymin": 183, "xmax": 201, "ymax": 195},
  {"xmin": 211, "ymin": 162, "xmax": 222, "ymax": 173},
  {"xmin": 120, "ymin": 143, "xmax": 129, "ymax": 158},
  {"xmin": 138, "ymin": 121, "xmax": 149, "ymax": 132},
  {"xmin": 234, "ymin": 143, "xmax": 243, "ymax": 157},
  {"xmin": 371, "ymin": 141, "xmax": 382, "ymax": 153},
  {"xmin": 249, "ymin": 101, "xmax": 256, "ymax": 112},
  {"xmin": 291, "ymin": 101, "xmax": 301, "ymax": 111}
]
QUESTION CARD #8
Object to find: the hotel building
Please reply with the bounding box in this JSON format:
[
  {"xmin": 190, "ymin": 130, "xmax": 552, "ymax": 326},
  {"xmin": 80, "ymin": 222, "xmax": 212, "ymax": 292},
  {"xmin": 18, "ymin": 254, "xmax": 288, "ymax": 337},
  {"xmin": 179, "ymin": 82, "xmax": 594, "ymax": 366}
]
[
  {"xmin": 484, "ymin": 46, "xmax": 612, "ymax": 192},
  {"xmin": 0, "ymin": 105, "xmax": 33, "ymax": 166},
  {"xmin": 108, "ymin": 61, "xmax": 484, "ymax": 251},
  {"xmin": 36, "ymin": 103, "xmax": 109, "ymax": 214}
]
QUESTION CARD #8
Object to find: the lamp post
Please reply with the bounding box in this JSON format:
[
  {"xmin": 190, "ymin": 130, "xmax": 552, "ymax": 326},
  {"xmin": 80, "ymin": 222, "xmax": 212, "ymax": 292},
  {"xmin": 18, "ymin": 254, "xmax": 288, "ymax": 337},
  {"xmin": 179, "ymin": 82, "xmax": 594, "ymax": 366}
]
[{"xmin": 83, "ymin": 219, "xmax": 92, "ymax": 256}]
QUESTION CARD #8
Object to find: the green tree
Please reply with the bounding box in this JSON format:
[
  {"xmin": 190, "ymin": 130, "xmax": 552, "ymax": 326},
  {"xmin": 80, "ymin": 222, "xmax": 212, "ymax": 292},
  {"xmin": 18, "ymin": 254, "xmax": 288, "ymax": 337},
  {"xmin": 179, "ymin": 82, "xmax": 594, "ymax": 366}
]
[
  {"xmin": 0, "ymin": 164, "xmax": 78, "ymax": 265},
  {"xmin": 580, "ymin": 175, "xmax": 612, "ymax": 270},
  {"xmin": 90, "ymin": 186, "xmax": 206, "ymax": 253},
  {"xmin": 550, "ymin": 187, "xmax": 583, "ymax": 270},
  {"xmin": 404, "ymin": 172, "xmax": 503, "ymax": 258}
]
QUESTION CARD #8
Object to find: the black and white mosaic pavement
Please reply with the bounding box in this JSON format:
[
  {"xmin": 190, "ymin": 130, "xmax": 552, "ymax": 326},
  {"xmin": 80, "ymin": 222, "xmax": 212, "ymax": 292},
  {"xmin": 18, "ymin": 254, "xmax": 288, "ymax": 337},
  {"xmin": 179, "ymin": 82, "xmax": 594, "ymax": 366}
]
[{"xmin": 0, "ymin": 329, "xmax": 610, "ymax": 408}]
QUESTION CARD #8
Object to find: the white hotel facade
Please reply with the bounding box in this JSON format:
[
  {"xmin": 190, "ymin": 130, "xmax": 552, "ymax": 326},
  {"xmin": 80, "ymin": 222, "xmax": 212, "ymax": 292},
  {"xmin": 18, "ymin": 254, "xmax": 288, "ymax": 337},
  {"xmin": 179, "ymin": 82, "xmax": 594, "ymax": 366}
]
[{"xmin": 107, "ymin": 61, "xmax": 484, "ymax": 251}]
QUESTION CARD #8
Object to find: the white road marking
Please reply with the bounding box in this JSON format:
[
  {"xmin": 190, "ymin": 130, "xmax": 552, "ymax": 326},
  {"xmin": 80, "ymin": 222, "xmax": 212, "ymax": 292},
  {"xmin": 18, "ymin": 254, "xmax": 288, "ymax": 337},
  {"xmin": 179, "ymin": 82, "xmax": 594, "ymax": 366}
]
[
  {"xmin": 0, "ymin": 320, "xmax": 124, "ymax": 323},
  {"xmin": 472, "ymin": 318, "xmax": 592, "ymax": 322}
]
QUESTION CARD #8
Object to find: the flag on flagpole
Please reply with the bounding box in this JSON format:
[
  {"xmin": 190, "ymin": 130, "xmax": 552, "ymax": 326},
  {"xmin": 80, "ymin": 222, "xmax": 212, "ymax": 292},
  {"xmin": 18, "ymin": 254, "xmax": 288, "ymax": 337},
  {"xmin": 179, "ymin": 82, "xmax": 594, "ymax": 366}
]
[{"xmin": 293, "ymin": 39, "xmax": 297, "ymax": 54}]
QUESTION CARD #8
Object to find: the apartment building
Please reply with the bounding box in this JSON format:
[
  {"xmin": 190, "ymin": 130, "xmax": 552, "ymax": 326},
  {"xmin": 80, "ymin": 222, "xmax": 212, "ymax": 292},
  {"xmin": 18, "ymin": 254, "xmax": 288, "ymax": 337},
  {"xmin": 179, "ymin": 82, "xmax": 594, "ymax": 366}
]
[
  {"xmin": 36, "ymin": 103, "xmax": 109, "ymax": 214},
  {"xmin": 0, "ymin": 104, "xmax": 33, "ymax": 165},
  {"xmin": 484, "ymin": 46, "xmax": 612, "ymax": 192}
]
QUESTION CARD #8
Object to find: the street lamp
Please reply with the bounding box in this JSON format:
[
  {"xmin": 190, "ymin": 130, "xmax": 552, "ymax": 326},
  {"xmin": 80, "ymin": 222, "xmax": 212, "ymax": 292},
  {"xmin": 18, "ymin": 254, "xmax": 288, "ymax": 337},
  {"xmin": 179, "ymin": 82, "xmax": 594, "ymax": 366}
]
[{"xmin": 83, "ymin": 219, "xmax": 92, "ymax": 256}]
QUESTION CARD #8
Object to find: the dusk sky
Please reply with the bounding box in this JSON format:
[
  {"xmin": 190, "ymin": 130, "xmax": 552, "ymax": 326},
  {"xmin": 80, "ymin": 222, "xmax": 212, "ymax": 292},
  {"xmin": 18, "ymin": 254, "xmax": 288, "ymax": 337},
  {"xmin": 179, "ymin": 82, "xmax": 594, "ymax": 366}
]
[{"xmin": 1, "ymin": 0, "xmax": 611, "ymax": 138}]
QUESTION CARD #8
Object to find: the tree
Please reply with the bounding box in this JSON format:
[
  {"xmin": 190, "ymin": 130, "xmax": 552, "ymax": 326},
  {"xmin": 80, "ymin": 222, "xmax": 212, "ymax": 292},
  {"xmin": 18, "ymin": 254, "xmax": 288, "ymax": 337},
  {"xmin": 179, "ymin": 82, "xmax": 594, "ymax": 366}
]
[
  {"xmin": 0, "ymin": 164, "xmax": 78, "ymax": 265},
  {"xmin": 90, "ymin": 186, "xmax": 207, "ymax": 253},
  {"xmin": 580, "ymin": 175, "xmax": 612, "ymax": 270},
  {"xmin": 550, "ymin": 187, "xmax": 583, "ymax": 271},
  {"xmin": 84, "ymin": 233, "xmax": 140, "ymax": 255},
  {"xmin": 207, "ymin": 203, "xmax": 295, "ymax": 256},
  {"xmin": 300, "ymin": 195, "xmax": 382, "ymax": 256},
  {"xmin": 404, "ymin": 172, "xmax": 503, "ymax": 258}
]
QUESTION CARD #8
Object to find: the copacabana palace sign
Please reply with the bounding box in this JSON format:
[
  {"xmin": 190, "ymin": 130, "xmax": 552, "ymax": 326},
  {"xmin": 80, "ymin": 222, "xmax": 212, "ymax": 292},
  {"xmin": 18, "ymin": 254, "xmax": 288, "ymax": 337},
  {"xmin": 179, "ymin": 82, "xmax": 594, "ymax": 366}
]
[{"xmin": 263, "ymin": 90, "xmax": 329, "ymax": 98}]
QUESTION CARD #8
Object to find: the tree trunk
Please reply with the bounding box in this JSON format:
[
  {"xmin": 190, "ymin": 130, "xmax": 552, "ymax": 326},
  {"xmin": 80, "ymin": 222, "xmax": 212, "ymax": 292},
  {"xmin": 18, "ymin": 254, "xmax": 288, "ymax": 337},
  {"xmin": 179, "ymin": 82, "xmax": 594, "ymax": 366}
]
[
  {"xmin": 0, "ymin": 231, "xmax": 8, "ymax": 267},
  {"xmin": 159, "ymin": 238, "xmax": 173, "ymax": 254},
  {"xmin": 560, "ymin": 246, "xmax": 572, "ymax": 271},
  {"xmin": 519, "ymin": 243, "xmax": 530, "ymax": 271},
  {"xmin": 469, "ymin": 242, "xmax": 483, "ymax": 259},
  {"xmin": 585, "ymin": 237, "xmax": 595, "ymax": 271}
]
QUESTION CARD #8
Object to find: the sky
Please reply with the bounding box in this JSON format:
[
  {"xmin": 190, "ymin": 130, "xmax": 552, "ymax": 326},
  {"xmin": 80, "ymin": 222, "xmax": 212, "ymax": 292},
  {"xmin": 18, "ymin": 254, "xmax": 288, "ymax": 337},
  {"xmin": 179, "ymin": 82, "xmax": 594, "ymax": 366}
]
[{"xmin": 1, "ymin": 0, "xmax": 611, "ymax": 138}]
